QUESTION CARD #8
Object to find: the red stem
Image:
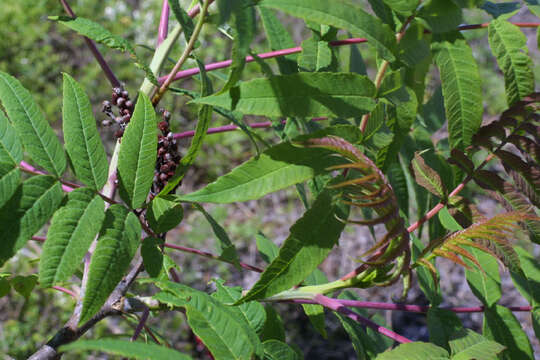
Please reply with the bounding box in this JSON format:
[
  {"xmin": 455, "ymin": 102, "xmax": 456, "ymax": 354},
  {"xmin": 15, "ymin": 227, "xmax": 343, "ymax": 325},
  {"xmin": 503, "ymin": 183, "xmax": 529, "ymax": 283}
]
[
  {"xmin": 157, "ymin": 0, "xmax": 170, "ymax": 46},
  {"xmin": 314, "ymin": 294, "xmax": 412, "ymax": 343},
  {"xmin": 59, "ymin": 0, "xmax": 121, "ymax": 88}
]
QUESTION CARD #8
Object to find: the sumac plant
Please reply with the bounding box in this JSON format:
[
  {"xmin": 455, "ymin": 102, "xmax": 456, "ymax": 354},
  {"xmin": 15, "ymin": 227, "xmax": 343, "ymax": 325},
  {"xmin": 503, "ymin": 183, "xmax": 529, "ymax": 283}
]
[{"xmin": 1, "ymin": 0, "xmax": 540, "ymax": 359}]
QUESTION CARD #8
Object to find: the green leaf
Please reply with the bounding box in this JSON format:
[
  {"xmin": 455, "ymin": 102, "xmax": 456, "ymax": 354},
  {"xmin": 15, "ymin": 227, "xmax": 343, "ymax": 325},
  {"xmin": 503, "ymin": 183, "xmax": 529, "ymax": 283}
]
[
  {"xmin": 418, "ymin": 0, "xmax": 463, "ymax": 34},
  {"xmin": 51, "ymin": 16, "xmax": 157, "ymax": 85},
  {"xmin": 60, "ymin": 339, "xmax": 192, "ymax": 359},
  {"xmin": 465, "ymin": 248, "xmax": 501, "ymax": 307},
  {"xmin": 259, "ymin": 0, "xmax": 396, "ymax": 61},
  {"xmin": 302, "ymin": 269, "xmax": 328, "ymax": 338},
  {"xmin": 192, "ymin": 72, "xmax": 376, "ymax": 118},
  {"xmin": 449, "ymin": 329, "xmax": 505, "ymax": 360},
  {"xmin": 256, "ymin": 232, "xmax": 279, "ymax": 264},
  {"xmin": 168, "ymin": 0, "xmax": 194, "ymax": 42},
  {"xmin": 375, "ymin": 342, "xmax": 449, "ymax": 360},
  {"xmin": 237, "ymin": 190, "xmax": 347, "ymax": 303},
  {"xmin": 382, "ymin": 0, "xmax": 420, "ymax": 15},
  {"xmin": 0, "ymin": 276, "xmax": 10, "ymax": 298},
  {"xmin": 62, "ymin": 73, "xmax": 108, "ymax": 190},
  {"xmin": 39, "ymin": 188, "xmax": 105, "ymax": 288},
  {"xmin": 427, "ymin": 308, "xmax": 463, "ymax": 351},
  {"xmin": 0, "ymin": 163, "xmax": 20, "ymax": 209},
  {"xmin": 160, "ymin": 59, "xmax": 212, "ymax": 195},
  {"xmin": 141, "ymin": 237, "xmax": 164, "ymax": 278},
  {"xmin": 174, "ymin": 141, "xmax": 341, "ymax": 203},
  {"xmin": 488, "ymin": 19, "xmax": 535, "ymax": 106},
  {"xmin": 432, "ymin": 34, "xmax": 483, "ymax": 150},
  {"xmin": 11, "ymin": 274, "xmax": 38, "ymax": 299},
  {"xmin": 220, "ymin": 0, "xmax": 256, "ymax": 92},
  {"xmin": 193, "ymin": 204, "xmax": 240, "ymax": 268},
  {"xmin": 298, "ymin": 37, "xmax": 332, "ymax": 72},
  {"xmin": 510, "ymin": 247, "xmax": 540, "ymax": 305},
  {"xmin": 258, "ymin": 7, "xmax": 298, "ymax": 75},
  {"xmin": 263, "ymin": 340, "xmax": 301, "ymax": 360},
  {"xmin": 117, "ymin": 93, "xmax": 157, "ymax": 209},
  {"xmin": 0, "ymin": 175, "xmax": 63, "ymax": 266},
  {"xmin": 0, "ymin": 72, "xmax": 66, "ymax": 176},
  {"xmin": 438, "ymin": 206, "xmax": 463, "ymax": 232},
  {"xmin": 147, "ymin": 196, "xmax": 184, "ymax": 234},
  {"xmin": 80, "ymin": 204, "xmax": 141, "ymax": 323},
  {"xmin": 412, "ymin": 234, "xmax": 442, "ymax": 305},
  {"xmin": 212, "ymin": 279, "xmax": 266, "ymax": 334},
  {"xmin": 483, "ymin": 305, "xmax": 534, "ymax": 360},
  {"xmin": 154, "ymin": 281, "xmax": 263, "ymax": 359},
  {"xmin": 411, "ymin": 152, "xmax": 447, "ymax": 199},
  {"xmin": 0, "ymin": 110, "xmax": 22, "ymax": 165},
  {"xmin": 261, "ymin": 305, "xmax": 286, "ymax": 342}
]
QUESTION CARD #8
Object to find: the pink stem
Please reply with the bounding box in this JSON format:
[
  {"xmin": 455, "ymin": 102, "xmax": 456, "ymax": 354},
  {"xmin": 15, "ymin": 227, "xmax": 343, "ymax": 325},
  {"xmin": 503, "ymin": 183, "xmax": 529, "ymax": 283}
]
[
  {"xmin": 20, "ymin": 161, "xmax": 74, "ymax": 192},
  {"xmin": 157, "ymin": 0, "xmax": 170, "ymax": 46},
  {"xmin": 289, "ymin": 298, "xmax": 532, "ymax": 313},
  {"xmin": 174, "ymin": 117, "xmax": 327, "ymax": 139},
  {"xmin": 314, "ymin": 294, "xmax": 412, "ymax": 343},
  {"xmin": 187, "ymin": 0, "xmax": 215, "ymax": 17},
  {"xmin": 52, "ymin": 286, "xmax": 78, "ymax": 299}
]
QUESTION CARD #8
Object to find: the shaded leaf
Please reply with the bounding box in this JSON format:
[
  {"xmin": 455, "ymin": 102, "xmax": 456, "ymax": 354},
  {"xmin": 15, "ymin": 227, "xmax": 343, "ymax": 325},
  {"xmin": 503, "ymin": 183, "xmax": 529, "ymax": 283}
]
[
  {"xmin": 0, "ymin": 110, "xmax": 22, "ymax": 165},
  {"xmin": 141, "ymin": 237, "xmax": 164, "ymax": 278},
  {"xmin": 80, "ymin": 205, "xmax": 141, "ymax": 324},
  {"xmin": 0, "ymin": 72, "xmax": 66, "ymax": 176},
  {"xmin": 39, "ymin": 188, "xmax": 105, "ymax": 288},
  {"xmin": 192, "ymin": 72, "xmax": 376, "ymax": 118},
  {"xmin": 418, "ymin": 0, "xmax": 462, "ymax": 34},
  {"xmin": 258, "ymin": 7, "xmax": 297, "ymax": 75},
  {"xmin": 0, "ymin": 176, "xmax": 63, "ymax": 266},
  {"xmin": 427, "ymin": 308, "xmax": 463, "ymax": 351},
  {"xmin": 261, "ymin": 305, "xmax": 286, "ymax": 342},
  {"xmin": 259, "ymin": 0, "xmax": 397, "ymax": 61},
  {"xmin": 382, "ymin": 0, "xmax": 419, "ymax": 15},
  {"xmin": 117, "ymin": 93, "xmax": 157, "ymax": 209},
  {"xmin": 263, "ymin": 340, "xmax": 300, "ymax": 360},
  {"xmin": 147, "ymin": 196, "xmax": 184, "ymax": 234},
  {"xmin": 0, "ymin": 163, "xmax": 20, "ymax": 209},
  {"xmin": 256, "ymin": 232, "xmax": 279, "ymax": 264},
  {"xmin": 193, "ymin": 204, "xmax": 240, "ymax": 268},
  {"xmin": 11, "ymin": 274, "xmax": 38, "ymax": 299},
  {"xmin": 237, "ymin": 190, "xmax": 347, "ymax": 303},
  {"xmin": 483, "ymin": 305, "xmax": 534, "ymax": 360}
]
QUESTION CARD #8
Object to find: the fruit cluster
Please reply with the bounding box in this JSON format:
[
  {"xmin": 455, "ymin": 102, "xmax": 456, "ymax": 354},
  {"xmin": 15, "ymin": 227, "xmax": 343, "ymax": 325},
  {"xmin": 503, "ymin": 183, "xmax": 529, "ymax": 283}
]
[
  {"xmin": 101, "ymin": 87, "xmax": 134, "ymax": 139},
  {"xmin": 151, "ymin": 109, "xmax": 182, "ymax": 197}
]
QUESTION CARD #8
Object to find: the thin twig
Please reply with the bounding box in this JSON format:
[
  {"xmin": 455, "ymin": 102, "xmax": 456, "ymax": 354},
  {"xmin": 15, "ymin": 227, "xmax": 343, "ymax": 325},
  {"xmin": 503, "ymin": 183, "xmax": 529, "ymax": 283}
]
[
  {"xmin": 314, "ymin": 294, "xmax": 412, "ymax": 343},
  {"xmin": 131, "ymin": 307, "xmax": 149, "ymax": 341},
  {"xmin": 59, "ymin": 0, "xmax": 121, "ymax": 88},
  {"xmin": 153, "ymin": 0, "xmax": 211, "ymax": 104},
  {"xmin": 52, "ymin": 286, "xmax": 78, "ymax": 299}
]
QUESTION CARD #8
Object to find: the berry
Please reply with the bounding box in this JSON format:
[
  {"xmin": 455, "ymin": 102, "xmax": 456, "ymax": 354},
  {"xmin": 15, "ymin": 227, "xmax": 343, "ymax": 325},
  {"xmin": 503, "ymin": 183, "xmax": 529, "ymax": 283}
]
[
  {"xmin": 159, "ymin": 173, "xmax": 168, "ymax": 182},
  {"xmin": 116, "ymin": 97, "xmax": 126, "ymax": 107},
  {"xmin": 125, "ymin": 100, "xmax": 133, "ymax": 109},
  {"xmin": 163, "ymin": 110, "xmax": 171, "ymax": 121},
  {"xmin": 121, "ymin": 90, "xmax": 129, "ymax": 98},
  {"xmin": 115, "ymin": 129, "xmax": 124, "ymax": 138},
  {"xmin": 158, "ymin": 121, "xmax": 169, "ymax": 133}
]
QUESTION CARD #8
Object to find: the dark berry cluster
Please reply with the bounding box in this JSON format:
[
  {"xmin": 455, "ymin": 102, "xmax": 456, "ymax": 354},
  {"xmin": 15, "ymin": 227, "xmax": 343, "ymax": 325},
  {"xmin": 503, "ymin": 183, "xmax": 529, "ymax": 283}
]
[
  {"xmin": 151, "ymin": 109, "xmax": 182, "ymax": 198},
  {"xmin": 101, "ymin": 87, "xmax": 134, "ymax": 139}
]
